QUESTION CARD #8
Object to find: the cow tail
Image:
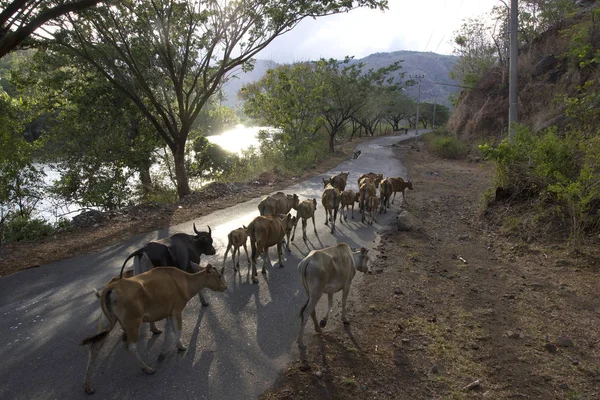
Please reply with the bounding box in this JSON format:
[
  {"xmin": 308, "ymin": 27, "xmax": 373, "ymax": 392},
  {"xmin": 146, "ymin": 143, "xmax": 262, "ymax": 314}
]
[
  {"xmin": 299, "ymin": 260, "xmax": 310, "ymax": 324},
  {"xmin": 119, "ymin": 251, "xmax": 139, "ymax": 279},
  {"xmin": 333, "ymin": 190, "xmax": 339, "ymax": 223},
  {"xmin": 81, "ymin": 289, "xmax": 117, "ymax": 346},
  {"xmin": 248, "ymin": 222, "xmax": 257, "ymax": 262}
]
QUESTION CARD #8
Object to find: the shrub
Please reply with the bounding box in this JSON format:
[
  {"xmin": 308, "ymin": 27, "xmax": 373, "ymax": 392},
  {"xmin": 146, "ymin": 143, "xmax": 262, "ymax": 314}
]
[
  {"xmin": 424, "ymin": 132, "xmax": 467, "ymax": 159},
  {"xmin": 3, "ymin": 215, "xmax": 54, "ymax": 243}
]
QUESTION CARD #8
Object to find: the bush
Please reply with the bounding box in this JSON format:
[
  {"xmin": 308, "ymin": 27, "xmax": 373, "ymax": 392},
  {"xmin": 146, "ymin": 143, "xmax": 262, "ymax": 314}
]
[
  {"xmin": 3, "ymin": 215, "xmax": 54, "ymax": 243},
  {"xmin": 424, "ymin": 132, "xmax": 467, "ymax": 159}
]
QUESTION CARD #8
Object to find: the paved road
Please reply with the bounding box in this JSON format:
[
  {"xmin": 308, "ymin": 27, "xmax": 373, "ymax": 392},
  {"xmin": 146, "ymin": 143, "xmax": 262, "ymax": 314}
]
[{"xmin": 0, "ymin": 133, "xmax": 416, "ymax": 400}]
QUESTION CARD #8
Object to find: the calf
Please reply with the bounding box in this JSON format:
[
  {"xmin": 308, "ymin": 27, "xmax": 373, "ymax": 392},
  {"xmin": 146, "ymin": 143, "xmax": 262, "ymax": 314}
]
[
  {"xmin": 379, "ymin": 177, "xmax": 393, "ymax": 213},
  {"xmin": 359, "ymin": 181, "xmax": 376, "ymax": 222},
  {"xmin": 296, "ymin": 244, "xmax": 370, "ymax": 364},
  {"xmin": 258, "ymin": 192, "xmax": 299, "ymax": 216},
  {"xmin": 390, "ymin": 177, "xmax": 414, "ymax": 204},
  {"xmin": 291, "ymin": 198, "xmax": 318, "ymax": 242},
  {"xmin": 366, "ymin": 195, "xmax": 380, "ymax": 225},
  {"xmin": 81, "ymin": 265, "xmax": 227, "ymax": 395},
  {"xmin": 321, "ymin": 183, "xmax": 341, "ymax": 234},
  {"xmin": 248, "ymin": 213, "xmax": 296, "ymax": 283},
  {"xmin": 117, "ymin": 224, "xmax": 215, "ymax": 333},
  {"xmin": 222, "ymin": 226, "xmax": 250, "ymax": 276},
  {"xmin": 340, "ymin": 189, "xmax": 360, "ymax": 221}
]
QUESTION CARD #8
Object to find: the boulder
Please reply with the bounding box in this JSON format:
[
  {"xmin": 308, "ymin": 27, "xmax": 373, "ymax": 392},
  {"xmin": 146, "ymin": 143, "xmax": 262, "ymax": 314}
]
[{"xmin": 396, "ymin": 210, "xmax": 422, "ymax": 232}]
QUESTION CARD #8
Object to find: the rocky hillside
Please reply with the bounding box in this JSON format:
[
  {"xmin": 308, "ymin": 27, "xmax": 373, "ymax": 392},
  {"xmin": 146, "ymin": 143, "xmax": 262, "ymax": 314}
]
[{"xmin": 447, "ymin": 2, "xmax": 600, "ymax": 141}]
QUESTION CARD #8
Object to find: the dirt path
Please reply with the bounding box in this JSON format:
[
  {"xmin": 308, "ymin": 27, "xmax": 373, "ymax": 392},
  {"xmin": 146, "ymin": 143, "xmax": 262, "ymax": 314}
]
[{"xmin": 261, "ymin": 144, "xmax": 600, "ymax": 399}]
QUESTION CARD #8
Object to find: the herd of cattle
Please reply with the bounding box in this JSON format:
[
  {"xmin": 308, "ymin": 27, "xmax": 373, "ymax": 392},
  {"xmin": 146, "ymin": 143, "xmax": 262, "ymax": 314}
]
[{"xmin": 80, "ymin": 171, "xmax": 413, "ymax": 394}]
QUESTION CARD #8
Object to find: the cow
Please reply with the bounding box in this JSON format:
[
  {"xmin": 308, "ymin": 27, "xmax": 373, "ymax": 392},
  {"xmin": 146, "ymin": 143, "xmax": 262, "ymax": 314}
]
[
  {"xmin": 118, "ymin": 224, "xmax": 216, "ymax": 334},
  {"xmin": 359, "ymin": 180, "xmax": 376, "ymax": 222},
  {"xmin": 291, "ymin": 198, "xmax": 318, "ymax": 242},
  {"xmin": 340, "ymin": 189, "xmax": 360, "ymax": 221},
  {"xmin": 258, "ymin": 192, "xmax": 299, "ymax": 216},
  {"xmin": 247, "ymin": 213, "xmax": 296, "ymax": 283},
  {"xmin": 81, "ymin": 265, "xmax": 227, "ymax": 395},
  {"xmin": 222, "ymin": 226, "xmax": 250, "ymax": 276},
  {"xmin": 358, "ymin": 172, "xmax": 383, "ymax": 188},
  {"xmin": 366, "ymin": 195, "xmax": 380, "ymax": 225},
  {"xmin": 330, "ymin": 171, "xmax": 349, "ymax": 192},
  {"xmin": 321, "ymin": 183, "xmax": 340, "ymax": 234},
  {"xmin": 352, "ymin": 150, "xmax": 361, "ymax": 159},
  {"xmin": 390, "ymin": 177, "xmax": 414, "ymax": 204},
  {"xmin": 296, "ymin": 244, "xmax": 370, "ymax": 366},
  {"xmin": 379, "ymin": 177, "xmax": 393, "ymax": 213}
]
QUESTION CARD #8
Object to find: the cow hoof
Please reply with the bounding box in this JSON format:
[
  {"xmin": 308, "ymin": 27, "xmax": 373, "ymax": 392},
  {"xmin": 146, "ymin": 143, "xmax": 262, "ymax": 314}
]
[
  {"xmin": 84, "ymin": 385, "xmax": 95, "ymax": 395},
  {"xmin": 279, "ymin": 264, "xmax": 285, "ymax": 268},
  {"xmin": 319, "ymin": 319, "xmax": 327, "ymax": 328},
  {"xmin": 177, "ymin": 346, "xmax": 187, "ymax": 352},
  {"xmin": 252, "ymin": 277, "xmax": 259, "ymax": 283},
  {"xmin": 201, "ymin": 301, "xmax": 209, "ymax": 307},
  {"xmin": 143, "ymin": 366, "xmax": 156, "ymax": 374},
  {"xmin": 343, "ymin": 319, "xmax": 350, "ymax": 325},
  {"xmin": 261, "ymin": 269, "xmax": 266, "ymax": 274},
  {"xmin": 299, "ymin": 362, "xmax": 311, "ymax": 372},
  {"xmin": 150, "ymin": 329, "xmax": 162, "ymax": 335},
  {"xmin": 157, "ymin": 354, "xmax": 166, "ymax": 363}
]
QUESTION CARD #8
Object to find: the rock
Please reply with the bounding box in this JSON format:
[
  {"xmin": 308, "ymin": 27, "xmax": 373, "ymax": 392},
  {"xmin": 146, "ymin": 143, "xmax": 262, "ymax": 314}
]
[
  {"xmin": 558, "ymin": 383, "xmax": 569, "ymax": 390},
  {"xmin": 430, "ymin": 364, "xmax": 444, "ymax": 375},
  {"xmin": 506, "ymin": 331, "xmax": 521, "ymax": 339},
  {"xmin": 360, "ymin": 384, "xmax": 367, "ymax": 392},
  {"xmin": 544, "ymin": 343, "xmax": 558, "ymax": 353},
  {"xmin": 396, "ymin": 211, "xmax": 422, "ymax": 232},
  {"xmin": 314, "ymin": 371, "xmax": 323, "ymax": 378},
  {"xmin": 557, "ymin": 337, "xmax": 573, "ymax": 348}
]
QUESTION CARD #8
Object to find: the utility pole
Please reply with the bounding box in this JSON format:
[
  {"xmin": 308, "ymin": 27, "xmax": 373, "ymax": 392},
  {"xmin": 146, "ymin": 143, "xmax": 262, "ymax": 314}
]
[
  {"xmin": 508, "ymin": 0, "xmax": 518, "ymax": 141},
  {"xmin": 410, "ymin": 74, "xmax": 425, "ymax": 144},
  {"xmin": 432, "ymin": 96, "xmax": 437, "ymax": 130}
]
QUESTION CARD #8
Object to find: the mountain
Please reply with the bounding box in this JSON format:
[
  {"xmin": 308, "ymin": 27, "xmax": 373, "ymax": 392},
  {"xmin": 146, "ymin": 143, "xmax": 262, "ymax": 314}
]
[{"xmin": 221, "ymin": 51, "xmax": 460, "ymax": 109}]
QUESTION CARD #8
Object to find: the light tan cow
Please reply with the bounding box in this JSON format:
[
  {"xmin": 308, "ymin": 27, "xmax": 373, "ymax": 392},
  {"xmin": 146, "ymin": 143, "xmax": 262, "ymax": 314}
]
[
  {"xmin": 247, "ymin": 213, "xmax": 296, "ymax": 283},
  {"xmin": 359, "ymin": 181, "xmax": 377, "ymax": 223},
  {"xmin": 222, "ymin": 226, "xmax": 250, "ymax": 275},
  {"xmin": 390, "ymin": 177, "xmax": 414, "ymax": 204},
  {"xmin": 321, "ymin": 183, "xmax": 340, "ymax": 234},
  {"xmin": 81, "ymin": 265, "xmax": 227, "ymax": 395},
  {"xmin": 379, "ymin": 177, "xmax": 393, "ymax": 213},
  {"xmin": 358, "ymin": 172, "xmax": 383, "ymax": 188},
  {"xmin": 291, "ymin": 198, "xmax": 318, "ymax": 242},
  {"xmin": 366, "ymin": 195, "xmax": 380, "ymax": 225},
  {"xmin": 258, "ymin": 192, "xmax": 299, "ymax": 216},
  {"xmin": 340, "ymin": 189, "xmax": 360, "ymax": 221},
  {"xmin": 296, "ymin": 244, "xmax": 370, "ymax": 366}
]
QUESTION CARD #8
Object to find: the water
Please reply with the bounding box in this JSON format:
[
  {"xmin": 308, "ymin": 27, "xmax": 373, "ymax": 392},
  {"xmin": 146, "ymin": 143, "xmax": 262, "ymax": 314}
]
[{"xmin": 25, "ymin": 125, "xmax": 272, "ymax": 224}]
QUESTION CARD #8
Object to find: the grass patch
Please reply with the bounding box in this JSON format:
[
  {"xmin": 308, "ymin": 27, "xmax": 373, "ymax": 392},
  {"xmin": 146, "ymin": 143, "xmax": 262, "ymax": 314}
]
[{"xmin": 423, "ymin": 131, "xmax": 468, "ymax": 159}]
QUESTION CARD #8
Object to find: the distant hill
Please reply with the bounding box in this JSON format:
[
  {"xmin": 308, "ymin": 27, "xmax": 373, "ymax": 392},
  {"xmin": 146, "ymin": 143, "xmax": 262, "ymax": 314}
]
[{"xmin": 221, "ymin": 50, "xmax": 459, "ymax": 109}]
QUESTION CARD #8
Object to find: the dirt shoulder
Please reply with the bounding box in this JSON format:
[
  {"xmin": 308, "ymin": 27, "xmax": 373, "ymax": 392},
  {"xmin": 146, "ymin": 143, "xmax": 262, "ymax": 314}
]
[
  {"xmin": 0, "ymin": 135, "xmax": 375, "ymax": 277},
  {"xmin": 261, "ymin": 144, "xmax": 600, "ymax": 399}
]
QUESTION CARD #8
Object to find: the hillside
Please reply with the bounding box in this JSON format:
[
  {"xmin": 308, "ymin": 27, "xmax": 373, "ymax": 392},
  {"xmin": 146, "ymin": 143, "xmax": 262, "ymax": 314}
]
[
  {"xmin": 447, "ymin": 2, "xmax": 600, "ymax": 140},
  {"xmin": 222, "ymin": 51, "xmax": 459, "ymax": 109}
]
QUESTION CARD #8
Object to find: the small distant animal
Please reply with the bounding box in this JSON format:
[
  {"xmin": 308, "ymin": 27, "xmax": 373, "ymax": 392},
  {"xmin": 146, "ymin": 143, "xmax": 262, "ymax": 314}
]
[{"xmin": 352, "ymin": 150, "xmax": 361, "ymax": 159}]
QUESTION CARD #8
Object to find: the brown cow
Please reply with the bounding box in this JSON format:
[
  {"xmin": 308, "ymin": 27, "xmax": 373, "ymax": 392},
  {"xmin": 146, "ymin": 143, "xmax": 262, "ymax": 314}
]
[
  {"xmin": 321, "ymin": 183, "xmax": 340, "ymax": 234},
  {"xmin": 359, "ymin": 181, "xmax": 376, "ymax": 222},
  {"xmin": 379, "ymin": 178, "xmax": 393, "ymax": 213},
  {"xmin": 258, "ymin": 192, "xmax": 299, "ymax": 216},
  {"xmin": 330, "ymin": 172, "xmax": 349, "ymax": 192},
  {"xmin": 390, "ymin": 177, "xmax": 414, "ymax": 204},
  {"xmin": 340, "ymin": 189, "xmax": 360, "ymax": 221},
  {"xmin": 222, "ymin": 226, "xmax": 250, "ymax": 275},
  {"xmin": 358, "ymin": 172, "xmax": 383, "ymax": 189},
  {"xmin": 292, "ymin": 199, "xmax": 318, "ymax": 242},
  {"xmin": 366, "ymin": 195, "xmax": 380, "ymax": 225},
  {"xmin": 247, "ymin": 213, "xmax": 296, "ymax": 283}
]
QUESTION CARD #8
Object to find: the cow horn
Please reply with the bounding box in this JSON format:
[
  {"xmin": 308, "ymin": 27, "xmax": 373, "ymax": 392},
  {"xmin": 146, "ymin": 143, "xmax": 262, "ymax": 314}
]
[
  {"xmin": 193, "ymin": 223, "xmax": 200, "ymax": 235},
  {"xmin": 208, "ymin": 225, "xmax": 212, "ymax": 236}
]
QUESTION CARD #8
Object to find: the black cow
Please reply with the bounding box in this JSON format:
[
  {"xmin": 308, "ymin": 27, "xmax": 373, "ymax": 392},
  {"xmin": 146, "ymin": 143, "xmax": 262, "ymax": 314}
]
[{"xmin": 118, "ymin": 224, "xmax": 216, "ymax": 333}]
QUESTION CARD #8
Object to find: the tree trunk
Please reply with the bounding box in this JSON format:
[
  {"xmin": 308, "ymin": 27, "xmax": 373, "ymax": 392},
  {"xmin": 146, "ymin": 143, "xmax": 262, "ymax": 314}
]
[
  {"xmin": 328, "ymin": 133, "xmax": 335, "ymax": 153},
  {"xmin": 173, "ymin": 144, "xmax": 191, "ymax": 199},
  {"xmin": 138, "ymin": 163, "xmax": 153, "ymax": 195}
]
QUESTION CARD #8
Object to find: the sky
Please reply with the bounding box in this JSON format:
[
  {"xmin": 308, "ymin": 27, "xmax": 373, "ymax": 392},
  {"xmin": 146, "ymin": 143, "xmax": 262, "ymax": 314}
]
[{"xmin": 257, "ymin": 0, "xmax": 500, "ymax": 63}]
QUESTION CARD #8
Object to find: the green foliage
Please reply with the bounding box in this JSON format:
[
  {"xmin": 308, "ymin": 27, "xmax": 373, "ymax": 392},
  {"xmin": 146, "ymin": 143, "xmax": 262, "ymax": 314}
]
[
  {"xmin": 450, "ymin": 18, "xmax": 497, "ymax": 88},
  {"xmin": 425, "ymin": 132, "xmax": 467, "ymax": 159},
  {"xmin": 564, "ymin": 11, "xmax": 600, "ymax": 69},
  {"xmin": 3, "ymin": 215, "xmax": 54, "ymax": 243},
  {"xmin": 190, "ymin": 136, "xmax": 238, "ymax": 179}
]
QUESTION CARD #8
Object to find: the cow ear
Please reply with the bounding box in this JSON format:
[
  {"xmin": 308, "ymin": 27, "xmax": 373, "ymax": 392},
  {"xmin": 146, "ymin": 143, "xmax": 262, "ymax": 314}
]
[
  {"xmin": 208, "ymin": 226, "xmax": 212, "ymax": 236},
  {"xmin": 242, "ymin": 225, "xmax": 247, "ymax": 230}
]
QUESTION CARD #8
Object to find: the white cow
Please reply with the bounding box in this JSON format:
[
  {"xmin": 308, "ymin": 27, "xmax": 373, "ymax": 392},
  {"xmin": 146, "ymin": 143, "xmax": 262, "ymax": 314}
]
[{"xmin": 296, "ymin": 243, "xmax": 370, "ymax": 366}]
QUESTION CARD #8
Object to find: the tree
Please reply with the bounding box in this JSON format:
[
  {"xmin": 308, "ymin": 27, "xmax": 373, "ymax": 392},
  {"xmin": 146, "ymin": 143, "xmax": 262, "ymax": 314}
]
[
  {"xmin": 240, "ymin": 62, "xmax": 325, "ymax": 156},
  {"xmin": 381, "ymin": 87, "xmax": 414, "ymax": 132},
  {"xmin": 47, "ymin": 0, "xmax": 387, "ymax": 198},
  {"xmin": 0, "ymin": 0, "xmax": 102, "ymax": 58},
  {"xmin": 418, "ymin": 102, "xmax": 450, "ymax": 129}
]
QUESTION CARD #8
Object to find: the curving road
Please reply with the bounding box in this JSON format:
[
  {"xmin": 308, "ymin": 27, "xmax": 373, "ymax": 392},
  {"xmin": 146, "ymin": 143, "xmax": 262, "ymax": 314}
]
[{"xmin": 0, "ymin": 133, "xmax": 416, "ymax": 400}]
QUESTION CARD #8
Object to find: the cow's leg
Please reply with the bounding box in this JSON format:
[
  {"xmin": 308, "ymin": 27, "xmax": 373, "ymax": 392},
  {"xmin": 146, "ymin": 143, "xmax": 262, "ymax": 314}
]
[
  {"xmin": 324, "ymin": 209, "xmax": 329, "ymax": 225},
  {"xmin": 311, "ymin": 216, "xmax": 317, "ymax": 235},
  {"xmin": 82, "ymin": 321, "xmax": 116, "ymax": 394},
  {"xmin": 174, "ymin": 314, "xmax": 186, "ymax": 352},
  {"xmin": 291, "ymin": 221, "xmax": 298, "ymax": 242},
  {"xmin": 276, "ymin": 241, "xmax": 284, "ymax": 268},
  {"xmin": 302, "ymin": 218, "xmax": 308, "ymax": 241},
  {"xmin": 331, "ymin": 208, "xmax": 337, "ymax": 234},
  {"xmin": 351, "ymin": 204, "xmax": 355, "ymax": 219},
  {"xmin": 243, "ymin": 242, "xmax": 250, "ymax": 269},
  {"xmin": 261, "ymin": 244, "xmax": 269, "ymax": 275},
  {"xmin": 402, "ymin": 190, "xmax": 409, "ymax": 204},
  {"xmin": 158, "ymin": 316, "xmax": 176, "ymax": 362},
  {"xmin": 297, "ymin": 290, "xmax": 323, "ymax": 365},
  {"xmin": 341, "ymin": 287, "xmax": 351, "ymax": 324},
  {"xmin": 392, "ymin": 191, "xmax": 396, "ymax": 204},
  {"xmin": 320, "ymin": 292, "xmax": 335, "ymax": 328},
  {"xmin": 197, "ymin": 291, "xmax": 209, "ymax": 307},
  {"xmin": 233, "ymin": 246, "xmax": 239, "ymax": 271},
  {"xmin": 222, "ymin": 242, "xmax": 232, "ymax": 272},
  {"xmin": 124, "ymin": 318, "xmax": 154, "ymax": 374}
]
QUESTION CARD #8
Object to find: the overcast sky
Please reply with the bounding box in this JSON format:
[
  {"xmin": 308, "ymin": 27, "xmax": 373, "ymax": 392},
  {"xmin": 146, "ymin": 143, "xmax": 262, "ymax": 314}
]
[{"xmin": 257, "ymin": 0, "xmax": 500, "ymax": 62}]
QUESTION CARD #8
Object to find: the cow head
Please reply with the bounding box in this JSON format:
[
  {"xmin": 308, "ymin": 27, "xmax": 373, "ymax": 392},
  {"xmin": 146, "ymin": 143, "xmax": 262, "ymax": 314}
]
[
  {"xmin": 312, "ymin": 198, "xmax": 317, "ymax": 209},
  {"xmin": 407, "ymin": 181, "xmax": 414, "ymax": 190},
  {"xmin": 282, "ymin": 213, "xmax": 297, "ymax": 244},
  {"xmin": 193, "ymin": 223, "xmax": 216, "ymax": 256},
  {"xmin": 287, "ymin": 193, "xmax": 300, "ymax": 210},
  {"xmin": 203, "ymin": 264, "xmax": 228, "ymax": 291},
  {"xmin": 339, "ymin": 172, "xmax": 349, "ymax": 182},
  {"xmin": 354, "ymin": 247, "xmax": 370, "ymax": 273},
  {"xmin": 322, "ymin": 177, "xmax": 331, "ymax": 188}
]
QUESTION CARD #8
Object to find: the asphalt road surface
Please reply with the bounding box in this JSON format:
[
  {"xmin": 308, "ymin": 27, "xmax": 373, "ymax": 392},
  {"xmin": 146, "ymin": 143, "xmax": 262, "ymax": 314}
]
[{"xmin": 0, "ymin": 133, "xmax": 416, "ymax": 400}]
